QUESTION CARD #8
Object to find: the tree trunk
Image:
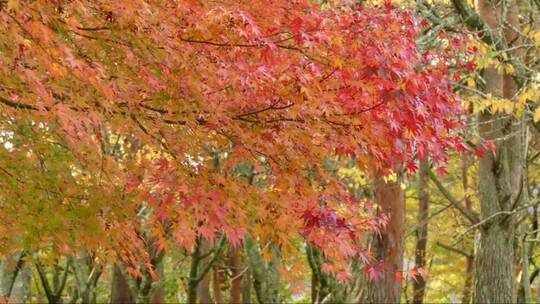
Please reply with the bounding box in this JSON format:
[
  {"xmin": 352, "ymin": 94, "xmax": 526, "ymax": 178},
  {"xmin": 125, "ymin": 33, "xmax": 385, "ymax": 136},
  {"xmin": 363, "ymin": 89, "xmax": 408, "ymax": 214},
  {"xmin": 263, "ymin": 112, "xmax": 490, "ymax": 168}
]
[
  {"xmin": 363, "ymin": 172, "xmax": 405, "ymax": 303},
  {"xmin": 241, "ymin": 266, "xmax": 251, "ymax": 303},
  {"xmin": 188, "ymin": 239, "xmax": 214, "ymax": 304},
  {"xmin": 229, "ymin": 247, "xmax": 242, "ymax": 304},
  {"xmin": 311, "ymin": 271, "xmax": 317, "ymax": 304},
  {"xmin": 197, "ymin": 269, "xmax": 212, "ymax": 304},
  {"xmin": 110, "ymin": 264, "xmax": 134, "ymax": 304},
  {"xmin": 110, "ymin": 244, "xmax": 164, "ymax": 304},
  {"xmin": 0, "ymin": 252, "xmax": 30, "ymax": 303},
  {"xmin": 36, "ymin": 260, "xmax": 71, "ymax": 304},
  {"xmin": 473, "ymin": 0, "xmax": 524, "ymax": 302},
  {"xmin": 413, "ymin": 161, "xmax": 429, "ymax": 304},
  {"xmin": 461, "ymin": 155, "xmax": 474, "ymax": 304},
  {"xmin": 518, "ymin": 221, "xmax": 532, "ymax": 303},
  {"xmin": 462, "ymin": 256, "xmax": 474, "ymax": 304},
  {"xmin": 71, "ymin": 251, "xmax": 102, "ymax": 304},
  {"xmin": 306, "ymin": 245, "xmax": 350, "ymax": 303},
  {"xmin": 245, "ymin": 237, "xmax": 281, "ymax": 304},
  {"xmin": 188, "ymin": 237, "xmax": 225, "ymax": 304},
  {"xmin": 151, "ymin": 260, "xmax": 165, "ymax": 304},
  {"xmin": 213, "ymin": 264, "xmax": 223, "ymax": 304},
  {"xmin": 194, "ymin": 241, "xmax": 211, "ymax": 304}
]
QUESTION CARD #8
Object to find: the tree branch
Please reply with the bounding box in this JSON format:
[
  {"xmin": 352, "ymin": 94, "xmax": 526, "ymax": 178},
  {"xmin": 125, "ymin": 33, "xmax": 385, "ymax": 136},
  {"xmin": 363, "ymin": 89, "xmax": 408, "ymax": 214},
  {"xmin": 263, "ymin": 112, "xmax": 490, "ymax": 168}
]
[
  {"xmin": 449, "ymin": 0, "xmax": 530, "ymax": 87},
  {"xmin": 194, "ymin": 235, "xmax": 226, "ymax": 285},
  {"xmin": 35, "ymin": 262, "xmax": 54, "ymax": 303},
  {"xmin": 436, "ymin": 241, "xmax": 473, "ymax": 258},
  {"xmin": 429, "ymin": 170, "xmax": 480, "ymax": 224},
  {"xmin": 0, "ymin": 96, "xmax": 40, "ymax": 111}
]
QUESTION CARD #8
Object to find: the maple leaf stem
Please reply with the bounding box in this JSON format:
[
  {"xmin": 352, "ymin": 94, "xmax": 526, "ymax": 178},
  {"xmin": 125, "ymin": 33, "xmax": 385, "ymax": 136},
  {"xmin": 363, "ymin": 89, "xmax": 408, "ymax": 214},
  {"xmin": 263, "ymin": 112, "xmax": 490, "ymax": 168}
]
[
  {"xmin": 179, "ymin": 37, "xmax": 324, "ymax": 64},
  {"xmin": 333, "ymin": 100, "xmax": 388, "ymax": 116},
  {"xmin": 236, "ymin": 102, "xmax": 294, "ymax": 118}
]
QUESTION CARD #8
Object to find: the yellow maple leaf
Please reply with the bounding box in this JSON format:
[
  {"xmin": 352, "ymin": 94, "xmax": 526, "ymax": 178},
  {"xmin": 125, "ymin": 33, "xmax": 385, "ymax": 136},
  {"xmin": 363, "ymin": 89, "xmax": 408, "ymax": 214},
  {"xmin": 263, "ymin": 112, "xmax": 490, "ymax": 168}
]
[{"xmin": 533, "ymin": 108, "xmax": 540, "ymax": 123}]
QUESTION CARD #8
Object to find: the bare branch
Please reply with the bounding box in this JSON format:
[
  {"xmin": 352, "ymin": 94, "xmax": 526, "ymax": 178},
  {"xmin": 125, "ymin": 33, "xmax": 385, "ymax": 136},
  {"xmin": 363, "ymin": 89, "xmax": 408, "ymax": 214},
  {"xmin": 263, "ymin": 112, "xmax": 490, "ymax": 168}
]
[{"xmin": 429, "ymin": 170, "xmax": 480, "ymax": 224}]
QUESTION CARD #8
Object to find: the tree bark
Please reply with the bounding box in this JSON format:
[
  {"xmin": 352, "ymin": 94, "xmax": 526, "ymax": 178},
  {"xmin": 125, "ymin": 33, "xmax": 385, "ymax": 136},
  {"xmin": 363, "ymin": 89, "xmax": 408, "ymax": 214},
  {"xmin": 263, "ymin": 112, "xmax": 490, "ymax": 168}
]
[
  {"xmin": 187, "ymin": 244, "xmax": 200, "ymax": 304},
  {"xmin": 363, "ymin": 172, "xmax": 405, "ymax": 303},
  {"xmin": 473, "ymin": 0, "xmax": 525, "ymax": 302},
  {"xmin": 229, "ymin": 247, "xmax": 242, "ymax": 304},
  {"xmin": 518, "ymin": 222, "xmax": 532, "ymax": 303},
  {"xmin": 311, "ymin": 270, "xmax": 318, "ymax": 304},
  {"xmin": 241, "ymin": 266, "xmax": 251, "ymax": 304},
  {"xmin": 245, "ymin": 237, "xmax": 281, "ymax": 304},
  {"xmin": 197, "ymin": 268, "xmax": 212, "ymax": 304},
  {"xmin": 413, "ymin": 161, "xmax": 429, "ymax": 304},
  {"xmin": 188, "ymin": 237, "xmax": 225, "ymax": 304},
  {"xmin": 213, "ymin": 264, "xmax": 223, "ymax": 304},
  {"xmin": 110, "ymin": 264, "xmax": 134, "ymax": 304},
  {"xmin": 461, "ymin": 155, "xmax": 474, "ymax": 304},
  {"xmin": 151, "ymin": 260, "xmax": 165, "ymax": 304},
  {"xmin": 110, "ymin": 243, "xmax": 164, "ymax": 304}
]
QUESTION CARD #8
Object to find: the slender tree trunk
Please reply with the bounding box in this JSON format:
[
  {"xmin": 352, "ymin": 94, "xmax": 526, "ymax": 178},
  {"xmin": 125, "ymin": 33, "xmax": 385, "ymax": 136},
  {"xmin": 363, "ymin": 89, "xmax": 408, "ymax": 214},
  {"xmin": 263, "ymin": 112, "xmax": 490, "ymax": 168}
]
[
  {"xmin": 306, "ymin": 245, "xmax": 347, "ymax": 303},
  {"xmin": 197, "ymin": 269, "xmax": 212, "ymax": 304},
  {"xmin": 245, "ymin": 237, "xmax": 281, "ymax": 304},
  {"xmin": 213, "ymin": 264, "xmax": 223, "ymax": 304},
  {"xmin": 311, "ymin": 269, "xmax": 318, "ymax": 304},
  {"xmin": 518, "ymin": 222, "xmax": 532, "ymax": 303},
  {"xmin": 35, "ymin": 259, "xmax": 71, "ymax": 304},
  {"xmin": 71, "ymin": 251, "xmax": 102, "ymax": 304},
  {"xmin": 536, "ymin": 273, "xmax": 540, "ymax": 304},
  {"xmin": 363, "ymin": 171, "xmax": 405, "ymax": 303},
  {"xmin": 110, "ymin": 245, "xmax": 164, "ymax": 304},
  {"xmin": 151, "ymin": 260, "xmax": 165, "ymax": 304},
  {"xmin": 230, "ymin": 247, "xmax": 242, "ymax": 304},
  {"xmin": 462, "ymin": 256, "xmax": 474, "ymax": 304},
  {"xmin": 197, "ymin": 240, "xmax": 213, "ymax": 304},
  {"xmin": 0, "ymin": 252, "xmax": 30, "ymax": 303},
  {"xmin": 473, "ymin": 0, "xmax": 525, "ymax": 302},
  {"xmin": 188, "ymin": 237, "xmax": 225, "ymax": 304},
  {"xmin": 241, "ymin": 266, "xmax": 251, "ymax": 304},
  {"xmin": 413, "ymin": 161, "xmax": 429, "ymax": 304},
  {"xmin": 461, "ymin": 155, "xmax": 474, "ymax": 304},
  {"xmin": 187, "ymin": 242, "xmax": 204, "ymax": 304}
]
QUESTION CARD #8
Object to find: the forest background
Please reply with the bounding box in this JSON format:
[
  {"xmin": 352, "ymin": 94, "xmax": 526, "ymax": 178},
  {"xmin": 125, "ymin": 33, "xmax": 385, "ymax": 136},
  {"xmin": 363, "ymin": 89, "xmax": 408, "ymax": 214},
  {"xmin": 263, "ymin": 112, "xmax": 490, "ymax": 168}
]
[{"xmin": 0, "ymin": 0, "xmax": 539, "ymax": 303}]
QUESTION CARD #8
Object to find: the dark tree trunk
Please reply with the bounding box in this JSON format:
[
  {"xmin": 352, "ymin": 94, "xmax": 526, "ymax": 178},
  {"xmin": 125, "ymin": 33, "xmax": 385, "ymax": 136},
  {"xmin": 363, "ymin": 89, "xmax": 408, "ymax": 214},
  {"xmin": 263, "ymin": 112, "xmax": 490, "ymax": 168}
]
[
  {"xmin": 413, "ymin": 161, "xmax": 429, "ymax": 304},
  {"xmin": 311, "ymin": 270, "xmax": 318, "ymax": 304},
  {"xmin": 306, "ymin": 245, "xmax": 350, "ymax": 303}
]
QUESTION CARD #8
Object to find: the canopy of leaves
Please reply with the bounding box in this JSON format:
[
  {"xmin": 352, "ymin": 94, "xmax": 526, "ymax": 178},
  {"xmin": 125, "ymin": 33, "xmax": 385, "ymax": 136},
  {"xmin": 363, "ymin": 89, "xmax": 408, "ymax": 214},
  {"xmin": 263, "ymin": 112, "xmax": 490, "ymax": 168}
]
[{"xmin": 0, "ymin": 0, "xmax": 462, "ymax": 277}]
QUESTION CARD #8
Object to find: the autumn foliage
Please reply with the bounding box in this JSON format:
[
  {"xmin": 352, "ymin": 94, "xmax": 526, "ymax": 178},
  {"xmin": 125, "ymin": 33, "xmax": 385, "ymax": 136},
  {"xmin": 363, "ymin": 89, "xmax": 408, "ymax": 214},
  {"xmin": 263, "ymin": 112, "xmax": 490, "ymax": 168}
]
[{"xmin": 0, "ymin": 0, "xmax": 461, "ymax": 282}]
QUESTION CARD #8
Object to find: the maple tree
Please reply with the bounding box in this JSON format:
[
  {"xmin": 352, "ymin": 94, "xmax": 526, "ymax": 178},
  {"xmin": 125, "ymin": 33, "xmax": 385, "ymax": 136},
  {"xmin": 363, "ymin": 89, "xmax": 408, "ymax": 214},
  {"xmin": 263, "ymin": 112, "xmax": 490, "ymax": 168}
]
[{"xmin": 0, "ymin": 0, "xmax": 466, "ymax": 302}]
